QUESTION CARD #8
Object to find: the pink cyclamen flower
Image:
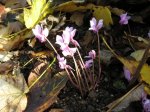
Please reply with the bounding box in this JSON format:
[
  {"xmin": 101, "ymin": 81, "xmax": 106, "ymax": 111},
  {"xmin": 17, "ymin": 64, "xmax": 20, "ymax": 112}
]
[
  {"xmin": 85, "ymin": 59, "xmax": 93, "ymax": 68},
  {"xmin": 119, "ymin": 13, "xmax": 131, "ymax": 25},
  {"xmin": 123, "ymin": 67, "xmax": 132, "ymax": 81},
  {"xmin": 85, "ymin": 50, "xmax": 96, "ymax": 59},
  {"xmin": 89, "ymin": 17, "xmax": 103, "ymax": 33},
  {"xmin": 57, "ymin": 55, "xmax": 72, "ymax": 69},
  {"xmin": 32, "ymin": 24, "xmax": 49, "ymax": 43},
  {"xmin": 56, "ymin": 35, "xmax": 77, "ymax": 56},
  {"xmin": 142, "ymin": 92, "xmax": 150, "ymax": 112},
  {"xmin": 63, "ymin": 27, "xmax": 80, "ymax": 47}
]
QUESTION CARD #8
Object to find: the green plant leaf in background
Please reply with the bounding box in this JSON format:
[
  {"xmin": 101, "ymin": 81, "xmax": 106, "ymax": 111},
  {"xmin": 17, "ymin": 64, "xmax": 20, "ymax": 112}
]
[{"xmin": 24, "ymin": 0, "xmax": 53, "ymax": 29}]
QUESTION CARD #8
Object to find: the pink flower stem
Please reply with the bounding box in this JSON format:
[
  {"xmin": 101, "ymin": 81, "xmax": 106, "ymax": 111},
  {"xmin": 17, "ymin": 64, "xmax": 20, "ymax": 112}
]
[
  {"xmin": 92, "ymin": 60, "xmax": 95, "ymax": 89},
  {"xmin": 79, "ymin": 60, "xmax": 90, "ymax": 91},
  {"xmin": 72, "ymin": 55, "xmax": 84, "ymax": 95},
  {"xmin": 77, "ymin": 48, "xmax": 90, "ymax": 90},
  {"xmin": 45, "ymin": 37, "xmax": 58, "ymax": 54},
  {"xmin": 65, "ymin": 68, "xmax": 79, "ymax": 88},
  {"xmin": 96, "ymin": 32, "xmax": 102, "ymax": 85}
]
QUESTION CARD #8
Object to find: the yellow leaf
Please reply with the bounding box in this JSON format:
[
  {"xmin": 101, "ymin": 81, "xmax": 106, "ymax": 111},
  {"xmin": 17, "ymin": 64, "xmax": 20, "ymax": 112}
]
[
  {"xmin": 144, "ymin": 86, "xmax": 150, "ymax": 95},
  {"xmin": 118, "ymin": 57, "xmax": 150, "ymax": 86},
  {"xmin": 24, "ymin": 0, "xmax": 53, "ymax": 29},
  {"xmin": 55, "ymin": 1, "xmax": 95, "ymax": 12},
  {"xmin": 93, "ymin": 6, "xmax": 113, "ymax": 27},
  {"xmin": 130, "ymin": 49, "xmax": 146, "ymax": 61}
]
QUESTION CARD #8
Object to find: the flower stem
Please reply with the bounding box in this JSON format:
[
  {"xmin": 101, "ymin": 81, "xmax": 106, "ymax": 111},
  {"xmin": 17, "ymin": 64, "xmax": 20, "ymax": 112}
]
[
  {"xmin": 96, "ymin": 32, "xmax": 102, "ymax": 83},
  {"xmin": 45, "ymin": 37, "xmax": 58, "ymax": 54}
]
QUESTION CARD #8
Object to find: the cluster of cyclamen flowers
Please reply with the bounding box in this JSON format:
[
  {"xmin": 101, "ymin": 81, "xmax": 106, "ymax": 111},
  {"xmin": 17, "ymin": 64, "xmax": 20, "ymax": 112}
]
[
  {"xmin": 32, "ymin": 12, "xmax": 131, "ymax": 88},
  {"xmin": 55, "ymin": 26, "xmax": 97, "ymax": 70}
]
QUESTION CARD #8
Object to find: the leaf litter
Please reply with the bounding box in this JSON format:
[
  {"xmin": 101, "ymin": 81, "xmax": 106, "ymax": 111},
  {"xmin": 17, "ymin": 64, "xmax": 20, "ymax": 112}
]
[{"xmin": 0, "ymin": 0, "xmax": 149, "ymax": 111}]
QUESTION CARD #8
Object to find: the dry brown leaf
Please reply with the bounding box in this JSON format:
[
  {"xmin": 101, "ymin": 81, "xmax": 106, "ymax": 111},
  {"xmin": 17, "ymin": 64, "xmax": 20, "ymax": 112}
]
[
  {"xmin": 0, "ymin": 66, "xmax": 29, "ymax": 112},
  {"xmin": 28, "ymin": 62, "xmax": 51, "ymax": 86},
  {"xmin": 26, "ymin": 62, "xmax": 68, "ymax": 112},
  {"xmin": 2, "ymin": 0, "xmax": 27, "ymax": 9},
  {"xmin": 50, "ymin": 109, "xmax": 65, "ymax": 112},
  {"xmin": 0, "ymin": 29, "xmax": 32, "ymax": 51},
  {"xmin": 55, "ymin": 1, "xmax": 95, "ymax": 12},
  {"xmin": 8, "ymin": 21, "xmax": 24, "ymax": 33},
  {"xmin": 107, "ymin": 84, "xmax": 143, "ymax": 112},
  {"xmin": 108, "ymin": 6, "xmax": 125, "ymax": 16},
  {"xmin": 52, "ymin": 16, "xmax": 66, "ymax": 32},
  {"xmin": 30, "ymin": 51, "xmax": 54, "ymax": 59},
  {"xmin": 28, "ymin": 38, "xmax": 36, "ymax": 48},
  {"xmin": 0, "ymin": 61, "xmax": 14, "ymax": 74},
  {"xmin": 70, "ymin": 12, "xmax": 84, "ymax": 26},
  {"xmin": 0, "ymin": 51, "xmax": 13, "ymax": 62},
  {"xmin": 0, "ymin": 4, "xmax": 10, "ymax": 21}
]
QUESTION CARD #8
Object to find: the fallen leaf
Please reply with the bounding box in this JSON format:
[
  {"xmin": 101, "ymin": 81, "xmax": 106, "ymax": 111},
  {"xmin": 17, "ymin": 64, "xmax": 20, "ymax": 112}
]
[
  {"xmin": 0, "ymin": 61, "xmax": 14, "ymax": 74},
  {"xmin": 70, "ymin": 12, "xmax": 84, "ymax": 26},
  {"xmin": 0, "ymin": 29, "xmax": 32, "ymax": 51},
  {"xmin": 26, "ymin": 61, "xmax": 68, "ymax": 112},
  {"xmin": 52, "ymin": 16, "xmax": 66, "ymax": 32},
  {"xmin": 50, "ymin": 109, "xmax": 65, "ymax": 112},
  {"xmin": 0, "ymin": 66, "xmax": 29, "ymax": 112},
  {"xmin": 2, "ymin": 0, "xmax": 27, "ymax": 9},
  {"xmin": 93, "ymin": 6, "xmax": 113, "ymax": 27},
  {"xmin": 55, "ymin": 2, "xmax": 113, "ymax": 26},
  {"xmin": 8, "ymin": 21, "xmax": 24, "ymax": 33},
  {"xmin": 24, "ymin": 0, "xmax": 53, "ymax": 29},
  {"xmin": 107, "ymin": 83, "xmax": 143, "ymax": 112},
  {"xmin": 118, "ymin": 57, "xmax": 150, "ymax": 93},
  {"xmin": 0, "ymin": 25, "xmax": 11, "ymax": 38},
  {"xmin": 29, "ymin": 51, "xmax": 54, "ymax": 59},
  {"xmin": 0, "ymin": 51, "xmax": 13, "ymax": 62},
  {"xmin": 130, "ymin": 49, "xmax": 150, "ymax": 61},
  {"xmin": 55, "ymin": 1, "xmax": 95, "ymax": 12},
  {"xmin": 0, "ymin": 4, "xmax": 10, "ymax": 21},
  {"xmin": 108, "ymin": 6, "xmax": 125, "ymax": 16},
  {"xmin": 28, "ymin": 62, "xmax": 52, "ymax": 86}
]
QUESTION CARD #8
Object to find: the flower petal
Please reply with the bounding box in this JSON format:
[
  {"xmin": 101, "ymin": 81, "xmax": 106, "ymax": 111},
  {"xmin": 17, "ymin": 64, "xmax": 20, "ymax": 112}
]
[
  {"xmin": 97, "ymin": 19, "xmax": 103, "ymax": 30},
  {"xmin": 42, "ymin": 27, "xmax": 49, "ymax": 37}
]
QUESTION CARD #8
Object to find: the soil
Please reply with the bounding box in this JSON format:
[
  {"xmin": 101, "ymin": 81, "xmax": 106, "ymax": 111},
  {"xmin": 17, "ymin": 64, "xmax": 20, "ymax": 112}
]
[{"xmin": 17, "ymin": 1, "xmax": 150, "ymax": 112}]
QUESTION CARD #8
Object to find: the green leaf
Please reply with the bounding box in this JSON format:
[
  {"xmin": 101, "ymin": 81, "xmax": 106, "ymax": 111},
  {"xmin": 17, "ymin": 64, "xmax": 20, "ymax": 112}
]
[{"xmin": 24, "ymin": 0, "xmax": 53, "ymax": 29}]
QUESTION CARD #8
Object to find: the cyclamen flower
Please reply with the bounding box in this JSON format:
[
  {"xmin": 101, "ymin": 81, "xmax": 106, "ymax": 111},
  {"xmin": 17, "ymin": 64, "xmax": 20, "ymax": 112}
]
[
  {"xmin": 85, "ymin": 50, "xmax": 96, "ymax": 59},
  {"xmin": 123, "ymin": 67, "xmax": 132, "ymax": 81},
  {"xmin": 142, "ymin": 92, "xmax": 150, "ymax": 112},
  {"xmin": 63, "ymin": 27, "xmax": 80, "ymax": 47},
  {"xmin": 85, "ymin": 59, "xmax": 93, "ymax": 68},
  {"xmin": 89, "ymin": 17, "xmax": 103, "ymax": 33},
  {"xmin": 32, "ymin": 24, "xmax": 49, "ymax": 43},
  {"xmin": 119, "ymin": 13, "xmax": 131, "ymax": 25},
  {"xmin": 56, "ymin": 35, "xmax": 77, "ymax": 56},
  {"xmin": 84, "ymin": 50, "xmax": 96, "ymax": 68},
  {"xmin": 57, "ymin": 55, "xmax": 72, "ymax": 69}
]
